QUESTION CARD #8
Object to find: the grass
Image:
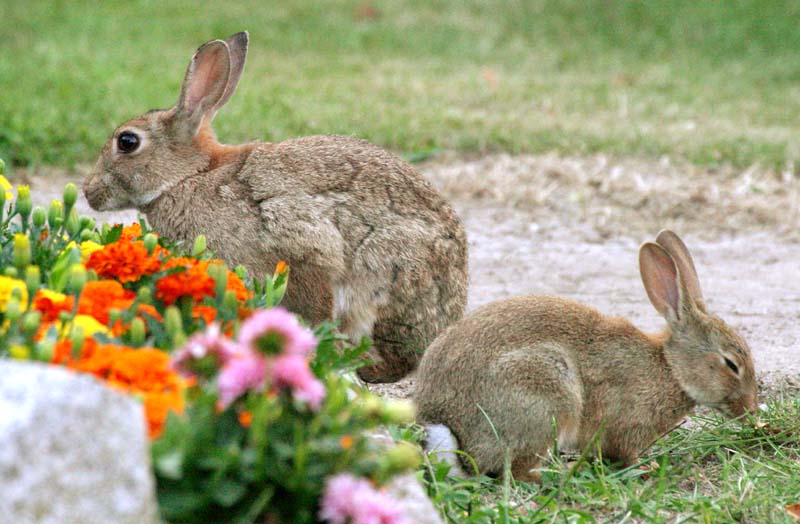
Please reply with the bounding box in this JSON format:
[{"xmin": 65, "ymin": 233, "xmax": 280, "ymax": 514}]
[
  {"xmin": 418, "ymin": 390, "xmax": 800, "ymax": 523},
  {"xmin": 2, "ymin": 0, "xmax": 800, "ymax": 169}
]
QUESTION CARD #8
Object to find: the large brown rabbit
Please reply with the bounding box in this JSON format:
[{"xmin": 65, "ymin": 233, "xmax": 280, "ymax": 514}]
[
  {"xmin": 83, "ymin": 32, "xmax": 468, "ymax": 383},
  {"xmin": 416, "ymin": 230, "xmax": 757, "ymax": 481}
]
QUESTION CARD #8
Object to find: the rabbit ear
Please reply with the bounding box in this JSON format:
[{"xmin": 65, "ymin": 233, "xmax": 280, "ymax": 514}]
[
  {"xmin": 655, "ymin": 230, "xmax": 706, "ymax": 310},
  {"xmin": 639, "ymin": 242, "xmax": 681, "ymax": 322},
  {"xmin": 208, "ymin": 31, "xmax": 249, "ymax": 120},
  {"xmin": 174, "ymin": 39, "xmax": 231, "ymax": 136}
]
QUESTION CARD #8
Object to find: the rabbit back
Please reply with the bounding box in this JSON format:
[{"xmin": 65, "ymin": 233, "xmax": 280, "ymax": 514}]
[
  {"xmin": 415, "ymin": 295, "xmax": 691, "ymax": 476},
  {"xmin": 240, "ymin": 135, "xmax": 468, "ymax": 381},
  {"xmin": 416, "ymin": 296, "xmax": 591, "ymax": 478}
]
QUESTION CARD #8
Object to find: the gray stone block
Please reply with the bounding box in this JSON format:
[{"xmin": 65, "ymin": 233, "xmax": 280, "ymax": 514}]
[{"xmin": 0, "ymin": 360, "xmax": 157, "ymax": 524}]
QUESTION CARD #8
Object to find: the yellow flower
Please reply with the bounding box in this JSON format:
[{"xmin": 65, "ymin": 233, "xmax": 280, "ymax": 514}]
[
  {"xmin": 59, "ymin": 314, "xmax": 109, "ymax": 338},
  {"xmin": 79, "ymin": 241, "xmax": 103, "ymax": 262},
  {"xmin": 0, "ymin": 175, "xmax": 12, "ymax": 200},
  {"xmin": 51, "ymin": 312, "xmax": 110, "ymax": 339},
  {"xmin": 9, "ymin": 345, "xmax": 30, "ymax": 360},
  {"xmin": 0, "ymin": 276, "xmax": 28, "ymax": 312},
  {"xmin": 37, "ymin": 288, "xmax": 68, "ymax": 303}
]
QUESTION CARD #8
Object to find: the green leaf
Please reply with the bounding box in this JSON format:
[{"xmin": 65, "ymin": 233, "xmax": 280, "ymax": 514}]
[
  {"xmin": 157, "ymin": 487, "xmax": 209, "ymax": 520},
  {"xmin": 211, "ymin": 478, "xmax": 248, "ymax": 507},
  {"xmin": 101, "ymin": 223, "xmax": 123, "ymax": 244}
]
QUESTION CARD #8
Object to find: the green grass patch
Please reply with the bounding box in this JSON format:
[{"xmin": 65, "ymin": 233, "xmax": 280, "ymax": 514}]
[
  {"xmin": 2, "ymin": 1, "xmax": 800, "ymax": 169},
  {"xmin": 421, "ymin": 392, "xmax": 800, "ymax": 523}
]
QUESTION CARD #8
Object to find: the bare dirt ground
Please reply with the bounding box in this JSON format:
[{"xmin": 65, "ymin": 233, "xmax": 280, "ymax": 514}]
[{"xmin": 17, "ymin": 153, "xmax": 800, "ymax": 398}]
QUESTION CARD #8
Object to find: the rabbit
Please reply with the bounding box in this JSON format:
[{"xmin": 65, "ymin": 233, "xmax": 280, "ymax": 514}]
[
  {"xmin": 415, "ymin": 230, "xmax": 757, "ymax": 481},
  {"xmin": 83, "ymin": 31, "xmax": 468, "ymax": 383}
]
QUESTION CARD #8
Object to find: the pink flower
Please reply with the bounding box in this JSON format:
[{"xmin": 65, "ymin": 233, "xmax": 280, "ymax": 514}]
[
  {"xmin": 172, "ymin": 323, "xmax": 239, "ymax": 378},
  {"xmin": 272, "ymin": 354, "xmax": 325, "ymax": 410},
  {"xmin": 319, "ymin": 474, "xmax": 405, "ymax": 524},
  {"xmin": 217, "ymin": 349, "xmax": 268, "ymax": 407},
  {"xmin": 238, "ymin": 307, "xmax": 317, "ymax": 357}
]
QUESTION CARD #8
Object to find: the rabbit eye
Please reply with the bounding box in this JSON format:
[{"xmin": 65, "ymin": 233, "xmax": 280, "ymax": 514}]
[
  {"xmin": 723, "ymin": 357, "xmax": 739, "ymax": 375},
  {"xmin": 117, "ymin": 132, "xmax": 140, "ymax": 153}
]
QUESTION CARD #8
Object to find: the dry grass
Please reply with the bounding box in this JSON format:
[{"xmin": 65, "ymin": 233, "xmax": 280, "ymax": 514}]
[{"xmin": 425, "ymin": 153, "xmax": 800, "ymax": 239}]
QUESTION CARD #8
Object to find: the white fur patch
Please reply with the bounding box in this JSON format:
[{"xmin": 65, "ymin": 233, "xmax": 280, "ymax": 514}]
[
  {"xmin": 557, "ymin": 424, "xmax": 579, "ymax": 452},
  {"xmin": 333, "ymin": 284, "xmax": 378, "ymax": 340},
  {"xmin": 424, "ymin": 424, "xmax": 466, "ymax": 478},
  {"xmin": 134, "ymin": 186, "xmax": 167, "ymax": 206}
]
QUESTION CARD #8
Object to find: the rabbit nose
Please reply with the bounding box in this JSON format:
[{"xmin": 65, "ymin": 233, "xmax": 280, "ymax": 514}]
[{"xmin": 743, "ymin": 393, "xmax": 758, "ymax": 414}]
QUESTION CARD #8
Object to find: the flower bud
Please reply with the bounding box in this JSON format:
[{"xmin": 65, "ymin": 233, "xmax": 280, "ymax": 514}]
[
  {"xmin": 192, "ymin": 234, "xmax": 207, "ymax": 257},
  {"xmin": 67, "ymin": 265, "xmax": 87, "ymax": 294},
  {"xmin": 25, "ymin": 265, "xmax": 41, "ymax": 296},
  {"xmin": 69, "ymin": 327, "xmax": 85, "ymax": 356},
  {"xmin": 129, "ymin": 317, "xmax": 146, "ymax": 346},
  {"xmin": 143, "ymin": 233, "xmax": 158, "ymax": 253},
  {"xmin": 359, "ymin": 394, "xmax": 383, "ymax": 418},
  {"xmin": 63, "ymin": 183, "xmax": 78, "ymax": 209},
  {"xmin": 13, "ymin": 233, "xmax": 31, "ymax": 270},
  {"xmin": 48, "ymin": 200, "xmax": 64, "ymax": 229},
  {"xmin": 379, "ymin": 441, "xmax": 422, "ymax": 475},
  {"xmin": 209, "ymin": 262, "xmax": 228, "ymax": 299},
  {"xmin": 22, "ymin": 310, "xmax": 42, "ymax": 335},
  {"xmin": 380, "ymin": 399, "xmax": 416, "ymax": 425},
  {"xmin": 101, "ymin": 222, "xmax": 111, "ymax": 238},
  {"xmin": 274, "ymin": 260, "xmax": 289, "ymax": 276},
  {"xmin": 79, "ymin": 216, "xmax": 95, "ymax": 232},
  {"xmin": 35, "ymin": 340, "xmax": 54, "ymax": 362},
  {"xmin": 269, "ymin": 261, "xmax": 289, "ymax": 306},
  {"xmin": 165, "ymin": 306, "xmax": 184, "ymax": 342},
  {"xmin": 234, "ymin": 265, "xmax": 247, "ymax": 279},
  {"xmin": 137, "ymin": 286, "xmax": 152, "ymax": 304},
  {"xmin": 0, "ymin": 171, "xmax": 11, "ymax": 207},
  {"xmin": 5, "ymin": 297, "xmax": 23, "ymax": 321},
  {"xmin": 0, "ymin": 158, "xmax": 5, "ymax": 174},
  {"xmin": 80, "ymin": 230, "xmax": 94, "ymax": 242},
  {"xmin": 15, "ymin": 185, "xmax": 32, "ymax": 219},
  {"xmin": 222, "ymin": 289, "xmax": 238, "ymax": 310},
  {"xmin": 3, "ymin": 267, "xmax": 18, "ymax": 278},
  {"xmin": 32, "ymin": 206, "xmax": 46, "ymax": 227},
  {"xmin": 65, "ymin": 209, "xmax": 80, "ymax": 237}
]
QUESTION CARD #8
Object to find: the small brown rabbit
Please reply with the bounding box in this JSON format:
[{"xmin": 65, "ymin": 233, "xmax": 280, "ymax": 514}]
[
  {"xmin": 415, "ymin": 230, "xmax": 757, "ymax": 481},
  {"xmin": 83, "ymin": 32, "xmax": 468, "ymax": 383}
]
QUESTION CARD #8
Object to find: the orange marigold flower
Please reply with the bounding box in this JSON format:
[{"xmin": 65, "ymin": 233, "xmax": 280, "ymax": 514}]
[
  {"xmin": 86, "ymin": 238, "xmax": 163, "ymax": 284},
  {"xmin": 119, "ymin": 223, "xmax": 148, "ymax": 241},
  {"xmin": 156, "ymin": 261, "xmax": 215, "ymax": 304},
  {"xmin": 156, "ymin": 258, "xmax": 251, "ymax": 305},
  {"xmin": 340, "ymin": 435, "xmax": 354, "ymax": 450},
  {"xmin": 33, "ymin": 289, "xmax": 74, "ymax": 322},
  {"xmin": 52, "ymin": 339, "xmax": 184, "ymax": 439},
  {"xmin": 238, "ymin": 410, "xmax": 253, "ymax": 428},
  {"xmin": 78, "ymin": 280, "xmax": 136, "ymax": 325},
  {"xmin": 226, "ymin": 270, "xmax": 251, "ymax": 303},
  {"xmin": 192, "ymin": 305, "xmax": 217, "ymax": 324}
]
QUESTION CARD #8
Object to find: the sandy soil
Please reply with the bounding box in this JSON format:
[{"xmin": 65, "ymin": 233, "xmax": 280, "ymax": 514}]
[{"xmin": 17, "ymin": 153, "xmax": 800, "ymax": 397}]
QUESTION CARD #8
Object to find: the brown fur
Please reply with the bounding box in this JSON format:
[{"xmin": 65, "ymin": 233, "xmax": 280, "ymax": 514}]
[
  {"xmin": 83, "ymin": 32, "xmax": 468, "ymax": 382},
  {"xmin": 415, "ymin": 231, "xmax": 757, "ymax": 479}
]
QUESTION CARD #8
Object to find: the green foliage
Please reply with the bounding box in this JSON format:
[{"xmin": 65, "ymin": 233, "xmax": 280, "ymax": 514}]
[
  {"xmin": 421, "ymin": 393, "xmax": 800, "ymax": 523},
  {"xmin": 2, "ymin": 1, "xmax": 800, "ymax": 169},
  {"xmin": 151, "ymin": 322, "xmax": 419, "ymax": 524}
]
